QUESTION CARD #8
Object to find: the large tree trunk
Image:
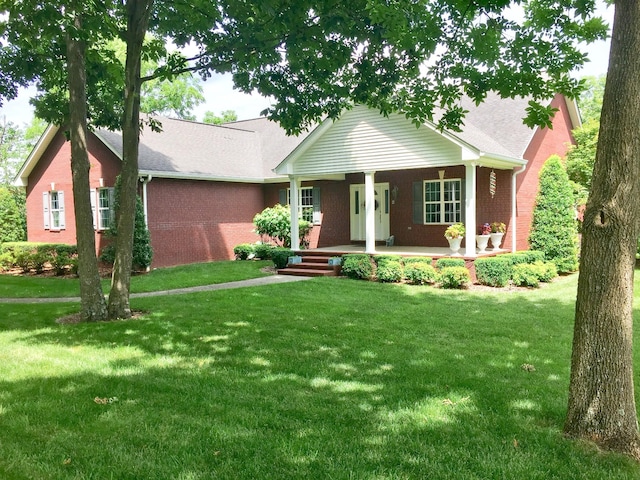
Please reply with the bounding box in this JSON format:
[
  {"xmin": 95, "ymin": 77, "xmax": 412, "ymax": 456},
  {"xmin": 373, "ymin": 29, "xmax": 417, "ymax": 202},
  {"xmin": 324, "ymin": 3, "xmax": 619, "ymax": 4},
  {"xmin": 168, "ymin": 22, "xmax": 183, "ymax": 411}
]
[
  {"xmin": 565, "ymin": 0, "xmax": 640, "ymax": 458},
  {"xmin": 66, "ymin": 12, "xmax": 108, "ymax": 322},
  {"xmin": 107, "ymin": 0, "xmax": 152, "ymax": 319}
]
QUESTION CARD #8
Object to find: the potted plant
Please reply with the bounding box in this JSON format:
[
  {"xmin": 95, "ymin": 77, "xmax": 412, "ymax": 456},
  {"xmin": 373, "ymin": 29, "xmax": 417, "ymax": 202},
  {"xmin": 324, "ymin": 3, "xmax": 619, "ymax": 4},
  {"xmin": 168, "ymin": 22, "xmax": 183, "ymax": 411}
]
[
  {"xmin": 490, "ymin": 222, "xmax": 506, "ymax": 249},
  {"xmin": 444, "ymin": 223, "xmax": 465, "ymax": 254},
  {"xmin": 476, "ymin": 223, "xmax": 491, "ymax": 253}
]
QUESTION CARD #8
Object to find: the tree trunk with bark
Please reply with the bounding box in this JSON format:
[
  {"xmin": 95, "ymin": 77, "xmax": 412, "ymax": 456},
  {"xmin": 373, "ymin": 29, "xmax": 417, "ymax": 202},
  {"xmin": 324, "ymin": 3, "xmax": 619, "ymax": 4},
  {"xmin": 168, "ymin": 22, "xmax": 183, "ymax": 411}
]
[
  {"xmin": 107, "ymin": 0, "xmax": 153, "ymax": 319},
  {"xmin": 66, "ymin": 12, "xmax": 109, "ymax": 322},
  {"xmin": 565, "ymin": 0, "xmax": 640, "ymax": 458}
]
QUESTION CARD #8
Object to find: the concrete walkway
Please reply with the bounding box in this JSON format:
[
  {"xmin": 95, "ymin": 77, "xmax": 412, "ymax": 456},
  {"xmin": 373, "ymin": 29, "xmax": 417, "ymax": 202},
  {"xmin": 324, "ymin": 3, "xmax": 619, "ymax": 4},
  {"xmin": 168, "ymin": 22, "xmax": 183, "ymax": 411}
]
[{"xmin": 0, "ymin": 274, "xmax": 313, "ymax": 304}]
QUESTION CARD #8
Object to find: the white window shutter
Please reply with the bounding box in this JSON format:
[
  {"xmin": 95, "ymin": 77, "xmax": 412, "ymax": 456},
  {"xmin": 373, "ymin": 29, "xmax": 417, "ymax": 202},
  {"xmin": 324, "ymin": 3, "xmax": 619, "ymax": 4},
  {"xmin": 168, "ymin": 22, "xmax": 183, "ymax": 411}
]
[
  {"xmin": 58, "ymin": 191, "xmax": 66, "ymax": 229},
  {"xmin": 90, "ymin": 188, "xmax": 97, "ymax": 229},
  {"xmin": 43, "ymin": 191, "xmax": 50, "ymax": 230}
]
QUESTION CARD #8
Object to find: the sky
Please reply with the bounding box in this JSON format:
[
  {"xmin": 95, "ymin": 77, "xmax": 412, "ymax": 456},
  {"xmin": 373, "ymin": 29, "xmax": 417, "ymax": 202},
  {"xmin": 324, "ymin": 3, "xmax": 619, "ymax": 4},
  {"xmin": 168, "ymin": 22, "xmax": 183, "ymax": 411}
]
[{"xmin": 0, "ymin": 3, "xmax": 614, "ymax": 127}]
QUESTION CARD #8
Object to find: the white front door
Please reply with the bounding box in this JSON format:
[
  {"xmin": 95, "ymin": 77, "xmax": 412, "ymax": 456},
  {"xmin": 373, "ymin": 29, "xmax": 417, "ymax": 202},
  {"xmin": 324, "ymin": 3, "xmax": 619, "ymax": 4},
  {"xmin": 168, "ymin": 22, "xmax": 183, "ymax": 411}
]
[{"xmin": 350, "ymin": 183, "xmax": 390, "ymax": 241}]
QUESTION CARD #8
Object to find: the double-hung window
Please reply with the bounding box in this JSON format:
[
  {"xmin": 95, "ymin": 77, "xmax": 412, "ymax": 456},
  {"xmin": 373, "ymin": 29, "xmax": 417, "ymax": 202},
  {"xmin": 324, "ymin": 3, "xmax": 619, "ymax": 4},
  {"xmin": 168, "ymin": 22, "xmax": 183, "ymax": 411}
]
[
  {"xmin": 282, "ymin": 186, "xmax": 321, "ymax": 224},
  {"xmin": 287, "ymin": 187, "xmax": 314, "ymax": 223},
  {"xmin": 423, "ymin": 179, "xmax": 462, "ymax": 224},
  {"xmin": 97, "ymin": 188, "xmax": 114, "ymax": 230},
  {"xmin": 91, "ymin": 187, "xmax": 115, "ymax": 231},
  {"xmin": 43, "ymin": 190, "xmax": 65, "ymax": 230}
]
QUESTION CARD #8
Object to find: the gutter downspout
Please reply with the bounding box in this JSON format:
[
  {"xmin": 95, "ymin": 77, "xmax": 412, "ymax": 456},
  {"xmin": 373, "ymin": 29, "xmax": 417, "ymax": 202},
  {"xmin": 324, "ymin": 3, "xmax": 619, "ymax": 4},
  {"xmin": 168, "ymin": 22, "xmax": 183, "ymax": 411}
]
[
  {"xmin": 511, "ymin": 165, "xmax": 527, "ymax": 252},
  {"xmin": 141, "ymin": 174, "xmax": 152, "ymax": 228}
]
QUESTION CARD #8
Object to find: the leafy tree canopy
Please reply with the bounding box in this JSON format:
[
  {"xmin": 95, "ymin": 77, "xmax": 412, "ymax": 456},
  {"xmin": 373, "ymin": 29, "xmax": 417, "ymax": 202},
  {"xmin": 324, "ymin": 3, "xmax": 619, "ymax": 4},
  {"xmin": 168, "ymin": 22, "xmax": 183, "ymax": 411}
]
[
  {"xmin": 1, "ymin": 1, "xmax": 609, "ymax": 134},
  {"xmin": 203, "ymin": 110, "xmax": 238, "ymax": 125}
]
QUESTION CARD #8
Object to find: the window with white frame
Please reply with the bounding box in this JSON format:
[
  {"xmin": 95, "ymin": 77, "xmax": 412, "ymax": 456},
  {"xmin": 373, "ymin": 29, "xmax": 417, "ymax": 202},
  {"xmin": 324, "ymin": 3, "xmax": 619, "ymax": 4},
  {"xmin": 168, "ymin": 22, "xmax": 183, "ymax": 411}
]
[
  {"xmin": 287, "ymin": 187, "xmax": 314, "ymax": 223},
  {"xmin": 97, "ymin": 188, "xmax": 113, "ymax": 230},
  {"xmin": 91, "ymin": 187, "xmax": 115, "ymax": 231},
  {"xmin": 43, "ymin": 190, "xmax": 65, "ymax": 231},
  {"xmin": 424, "ymin": 179, "xmax": 461, "ymax": 224}
]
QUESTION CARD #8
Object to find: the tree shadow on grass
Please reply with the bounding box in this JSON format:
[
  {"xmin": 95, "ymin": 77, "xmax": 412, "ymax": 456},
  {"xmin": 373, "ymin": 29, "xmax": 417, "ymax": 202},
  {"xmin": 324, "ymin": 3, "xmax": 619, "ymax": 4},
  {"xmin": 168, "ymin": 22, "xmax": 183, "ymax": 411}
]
[{"xmin": 2, "ymin": 278, "xmax": 640, "ymax": 478}]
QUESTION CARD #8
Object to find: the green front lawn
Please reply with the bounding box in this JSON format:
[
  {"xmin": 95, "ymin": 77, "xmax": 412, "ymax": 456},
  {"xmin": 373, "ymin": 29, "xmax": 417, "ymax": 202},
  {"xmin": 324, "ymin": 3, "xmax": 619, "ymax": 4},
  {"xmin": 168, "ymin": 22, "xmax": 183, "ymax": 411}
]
[
  {"xmin": 0, "ymin": 260, "xmax": 272, "ymax": 298},
  {"xmin": 1, "ymin": 271, "xmax": 639, "ymax": 479}
]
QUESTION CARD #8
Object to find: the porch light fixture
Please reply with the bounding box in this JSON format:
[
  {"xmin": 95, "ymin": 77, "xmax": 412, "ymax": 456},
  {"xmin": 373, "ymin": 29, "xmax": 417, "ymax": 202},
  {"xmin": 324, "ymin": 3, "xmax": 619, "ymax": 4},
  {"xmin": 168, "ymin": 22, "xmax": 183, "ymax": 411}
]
[
  {"xmin": 391, "ymin": 185, "xmax": 399, "ymax": 204},
  {"xmin": 490, "ymin": 170, "xmax": 497, "ymax": 198}
]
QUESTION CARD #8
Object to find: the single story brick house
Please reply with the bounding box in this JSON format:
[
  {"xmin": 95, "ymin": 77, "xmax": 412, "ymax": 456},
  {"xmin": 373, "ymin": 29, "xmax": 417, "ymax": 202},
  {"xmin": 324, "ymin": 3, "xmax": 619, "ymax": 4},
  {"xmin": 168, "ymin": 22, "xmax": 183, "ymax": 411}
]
[{"xmin": 15, "ymin": 93, "xmax": 578, "ymax": 267}]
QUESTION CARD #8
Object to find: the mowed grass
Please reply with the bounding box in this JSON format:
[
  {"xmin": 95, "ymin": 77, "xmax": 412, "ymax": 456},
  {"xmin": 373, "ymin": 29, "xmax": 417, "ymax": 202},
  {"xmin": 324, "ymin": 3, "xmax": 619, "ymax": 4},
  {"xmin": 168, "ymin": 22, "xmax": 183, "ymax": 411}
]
[
  {"xmin": 1, "ymin": 268, "xmax": 640, "ymax": 479},
  {"xmin": 0, "ymin": 260, "xmax": 272, "ymax": 298}
]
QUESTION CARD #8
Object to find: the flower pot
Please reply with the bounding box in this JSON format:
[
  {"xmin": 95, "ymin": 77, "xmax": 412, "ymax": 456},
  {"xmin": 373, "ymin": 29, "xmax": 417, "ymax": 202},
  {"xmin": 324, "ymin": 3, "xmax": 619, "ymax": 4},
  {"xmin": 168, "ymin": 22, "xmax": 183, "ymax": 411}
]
[
  {"xmin": 476, "ymin": 234, "xmax": 490, "ymax": 253},
  {"xmin": 446, "ymin": 236, "xmax": 463, "ymax": 255},
  {"xmin": 490, "ymin": 232, "xmax": 504, "ymax": 250}
]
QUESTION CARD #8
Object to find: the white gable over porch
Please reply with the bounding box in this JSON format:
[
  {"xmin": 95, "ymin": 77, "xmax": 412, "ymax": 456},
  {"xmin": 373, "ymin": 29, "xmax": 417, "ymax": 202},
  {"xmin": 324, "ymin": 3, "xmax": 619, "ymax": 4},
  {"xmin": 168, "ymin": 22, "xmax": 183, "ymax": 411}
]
[{"xmin": 275, "ymin": 105, "xmax": 527, "ymax": 177}]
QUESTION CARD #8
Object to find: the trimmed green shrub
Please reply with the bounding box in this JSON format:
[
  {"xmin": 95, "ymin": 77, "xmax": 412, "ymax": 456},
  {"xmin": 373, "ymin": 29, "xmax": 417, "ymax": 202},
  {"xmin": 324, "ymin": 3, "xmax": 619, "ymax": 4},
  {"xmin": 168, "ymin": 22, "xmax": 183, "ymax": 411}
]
[
  {"xmin": 528, "ymin": 155, "xmax": 579, "ymax": 273},
  {"xmin": 376, "ymin": 260, "xmax": 403, "ymax": 283},
  {"xmin": 507, "ymin": 250, "xmax": 546, "ymax": 264},
  {"xmin": 31, "ymin": 251, "xmax": 48, "ymax": 274},
  {"xmin": 474, "ymin": 257, "xmax": 512, "ymax": 287},
  {"xmin": 404, "ymin": 256, "xmax": 432, "ymax": 266},
  {"xmin": 373, "ymin": 254, "xmax": 403, "ymax": 266},
  {"xmin": 535, "ymin": 261, "xmax": 558, "ymax": 282},
  {"xmin": 234, "ymin": 243, "xmax": 255, "ymax": 260},
  {"xmin": 438, "ymin": 266, "xmax": 471, "ymax": 289},
  {"xmin": 14, "ymin": 249, "xmax": 33, "ymax": 273},
  {"xmin": 405, "ymin": 263, "xmax": 438, "ymax": 285},
  {"xmin": 271, "ymin": 248, "xmax": 294, "ymax": 269},
  {"xmin": 253, "ymin": 243, "xmax": 275, "ymax": 260},
  {"xmin": 253, "ymin": 204, "xmax": 312, "ymax": 248},
  {"xmin": 341, "ymin": 254, "xmax": 374, "ymax": 280},
  {"xmin": 512, "ymin": 264, "xmax": 540, "ymax": 288},
  {"xmin": 436, "ymin": 258, "xmax": 466, "ymax": 269},
  {"xmin": 0, "ymin": 252, "xmax": 13, "ymax": 271}
]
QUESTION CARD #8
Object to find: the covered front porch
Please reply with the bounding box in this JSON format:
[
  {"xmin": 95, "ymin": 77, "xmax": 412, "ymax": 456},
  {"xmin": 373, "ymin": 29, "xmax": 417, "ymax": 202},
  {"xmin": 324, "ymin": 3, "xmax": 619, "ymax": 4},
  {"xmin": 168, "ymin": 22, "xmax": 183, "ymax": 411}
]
[{"xmin": 274, "ymin": 105, "xmax": 529, "ymax": 258}]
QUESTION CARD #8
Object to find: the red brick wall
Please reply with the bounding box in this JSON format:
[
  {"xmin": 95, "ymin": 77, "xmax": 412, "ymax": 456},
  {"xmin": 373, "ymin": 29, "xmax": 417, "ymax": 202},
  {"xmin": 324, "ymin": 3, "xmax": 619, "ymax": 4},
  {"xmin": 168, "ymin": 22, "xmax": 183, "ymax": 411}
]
[
  {"xmin": 25, "ymin": 129, "xmax": 121, "ymax": 253},
  {"xmin": 515, "ymin": 95, "xmax": 576, "ymax": 250},
  {"xmin": 146, "ymin": 178, "xmax": 264, "ymax": 267}
]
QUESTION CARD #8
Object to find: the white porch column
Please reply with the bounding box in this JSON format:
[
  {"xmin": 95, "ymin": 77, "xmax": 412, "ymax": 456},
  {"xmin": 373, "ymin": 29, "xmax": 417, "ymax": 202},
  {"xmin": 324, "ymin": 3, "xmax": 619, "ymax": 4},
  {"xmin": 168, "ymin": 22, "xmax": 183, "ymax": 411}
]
[
  {"xmin": 364, "ymin": 171, "xmax": 376, "ymax": 254},
  {"xmin": 464, "ymin": 163, "xmax": 477, "ymax": 257},
  {"xmin": 289, "ymin": 176, "xmax": 300, "ymax": 251}
]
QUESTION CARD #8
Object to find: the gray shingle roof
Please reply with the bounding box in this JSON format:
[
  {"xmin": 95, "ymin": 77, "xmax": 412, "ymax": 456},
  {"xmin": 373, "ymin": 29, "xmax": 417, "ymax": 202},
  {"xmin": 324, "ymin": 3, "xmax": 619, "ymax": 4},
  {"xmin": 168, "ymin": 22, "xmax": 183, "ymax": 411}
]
[
  {"xmin": 455, "ymin": 93, "xmax": 536, "ymax": 158},
  {"xmin": 94, "ymin": 95, "xmax": 538, "ymax": 183},
  {"xmin": 96, "ymin": 116, "xmax": 310, "ymax": 182}
]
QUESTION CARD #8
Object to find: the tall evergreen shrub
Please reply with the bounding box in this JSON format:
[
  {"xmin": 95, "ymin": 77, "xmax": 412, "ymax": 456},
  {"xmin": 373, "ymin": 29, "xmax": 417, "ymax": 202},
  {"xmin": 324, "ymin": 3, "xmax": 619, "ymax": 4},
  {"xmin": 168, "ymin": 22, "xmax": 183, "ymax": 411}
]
[{"xmin": 528, "ymin": 155, "xmax": 579, "ymax": 273}]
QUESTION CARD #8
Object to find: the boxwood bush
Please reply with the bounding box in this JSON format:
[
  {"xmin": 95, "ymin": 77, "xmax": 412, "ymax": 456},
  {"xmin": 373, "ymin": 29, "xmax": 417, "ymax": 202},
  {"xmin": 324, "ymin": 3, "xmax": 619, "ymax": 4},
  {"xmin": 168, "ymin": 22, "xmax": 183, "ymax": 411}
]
[
  {"xmin": 474, "ymin": 257, "xmax": 512, "ymax": 287},
  {"xmin": 403, "ymin": 256, "xmax": 432, "ymax": 266},
  {"xmin": 438, "ymin": 266, "xmax": 471, "ymax": 289},
  {"xmin": 405, "ymin": 263, "xmax": 438, "ymax": 285},
  {"xmin": 0, "ymin": 242, "xmax": 78, "ymax": 274},
  {"xmin": 376, "ymin": 260, "xmax": 404, "ymax": 283},
  {"xmin": 271, "ymin": 248, "xmax": 293, "ymax": 269},
  {"xmin": 511, "ymin": 263, "xmax": 540, "ymax": 288},
  {"xmin": 233, "ymin": 243, "xmax": 255, "ymax": 260},
  {"xmin": 534, "ymin": 261, "xmax": 558, "ymax": 282},
  {"xmin": 253, "ymin": 243, "xmax": 275, "ymax": 260},
  {"xmin": 373, "ymin": 254, "xmax": 403, "ymax": 266},
  {"xmin": 341, "ymin": 254, "xmax": 374, "ymax": 280},
  {"xmin": 436, "ymin": 257, "xmax": 466, "ymax": 269}
]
